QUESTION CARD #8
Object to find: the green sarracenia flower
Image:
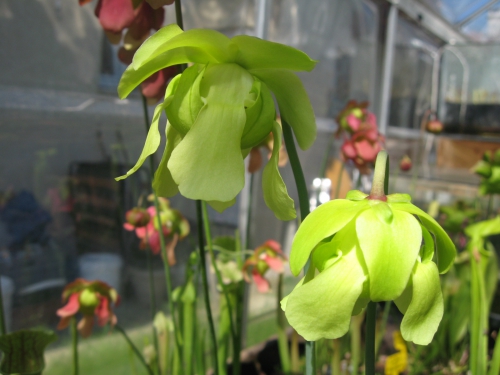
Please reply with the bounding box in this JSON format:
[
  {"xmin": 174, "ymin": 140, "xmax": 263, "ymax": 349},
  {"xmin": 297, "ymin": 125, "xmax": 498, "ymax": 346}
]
[
  {"xmin": 115, "ymin": 24, "xmax": 317, "ymax": 220},
  {"xmin": 282, "ymin": 154, "xmax": 456, "ymax": 345}
]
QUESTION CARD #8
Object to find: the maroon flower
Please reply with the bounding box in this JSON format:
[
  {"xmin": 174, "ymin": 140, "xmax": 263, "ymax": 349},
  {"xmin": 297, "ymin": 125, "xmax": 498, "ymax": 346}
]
[{"xmin": 56, "ymin": 279, "xmax": 120, "ymax": 338}]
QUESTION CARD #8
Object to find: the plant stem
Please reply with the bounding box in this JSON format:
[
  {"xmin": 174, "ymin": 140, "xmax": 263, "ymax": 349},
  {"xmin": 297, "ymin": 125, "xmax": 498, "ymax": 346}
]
[
  {"xmin": 201, "ymin": 202, "xmax": 237, "ymax": 342},
  {"xmin": 365, "ymin": 302, "xmax": 376, "ymax": 375},
  {"xmin": 334, "ymin": 162, "xmax": 345, "ymax": 199},
  {"xmin": 369, "ymin": 151, "xmax": 388, "ymax": 199},
  {"xmin": 282, "ymin": 120, "xmax": 315, "ymax": 375},
  {"xmin": 233, "ymin": 227, "xmax": 247, "ymax": 375},
  {"xmin": 141, "ymin": 94, "xmax": 181, "ymax": 361},
  {"xmin": 174, "ymin": 0, "xmax": 184, "ymax": 30},
  {"xmin": 375, "ymin": 301, "xmax": 392, "ymax": 357},
  {"xmin": 350, "ymin": 312, "xmax": 364, "ymax": 375},
  {"xmin": 488, "ymin": 330, "xmax": 500, "ymax": 375},
  {"xmin": 331, "ymin": 339, "xmax": 341, "ymax": 375},
  {"xmin": 0, "ymin": 277, "xmax": 5, "ymax": 336},
  {"xmin": 277, "ymin": 274, "xmax": 291, "ymax": 373},
  {"xmin": 116, "ymin": 324, "xmax": 155, "ymax": 375},
  {"xmin": 146, "ymin": 242, "xmax": 161, "ymax": 373},
  {"xmin": 71, "ymin": 317, "xmax": 79, "ymax": 375},
  {"xmin": 196, "ymin": 200, "xmax": 219, "ymax": 375}
]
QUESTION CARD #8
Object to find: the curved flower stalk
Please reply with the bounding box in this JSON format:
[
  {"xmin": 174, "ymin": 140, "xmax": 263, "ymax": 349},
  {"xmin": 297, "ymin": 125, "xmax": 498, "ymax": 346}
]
[
  {"xmin": 116, "ymin": 24, "xmax": 317, "ymax": 220},
  {"xmin": 124, "ymin": 196, "xmax": 190, "ymax": 264},
  {"xmin": 282, "ymin": 152, "xmax": 456, "ymax": 345},
  {"xmin": 243, "ymin": 240, "xmax": 287, "ymax": 293},
  {"xmin": 56, "ymin": 279, "xmax": 120, "ymax": 338}
]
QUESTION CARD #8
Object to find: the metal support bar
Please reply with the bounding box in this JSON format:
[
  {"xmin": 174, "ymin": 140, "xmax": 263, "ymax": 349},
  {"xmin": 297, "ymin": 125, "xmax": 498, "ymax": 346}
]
[
  {"xmin": 379, "ymin": 4, "xmax": 398, "ymax": 135},
  {"xmin": 457, "ymin": 0, "xmax": 500, "ymax": 28}
]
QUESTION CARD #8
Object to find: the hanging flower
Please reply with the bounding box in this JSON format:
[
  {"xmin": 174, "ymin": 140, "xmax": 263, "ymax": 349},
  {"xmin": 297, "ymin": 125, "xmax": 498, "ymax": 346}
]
[
  {"xmin": 243, "ymin": 240, "xmax": 287, "ymax": 293},
  {"xmin": 123, "ymin": 197, "xmax": 189, "ymax": 265},
  {"xmin": 335, "ymin": 100, "xmax": 369, "ymax": 135},
  {"xmin": 281, "ymin": 151, "xmax": 456, "ymax": 345},
  {"xmin": 56, "ymin": 279, "xmax": 120, "ymax": 338},
  {"xmin": 115, "ymin": 24, "xmax": 317, "ymax": 221},
  {"xmin": 80, "ymin": 0, "xmax": 177, "ymax": 103},
  {"xmin": 399, "ymin": 155, "xmax": 412, "ymax": 172},
  {"xmin": 341, "ymin": 126, "xmax": 384, "ymax": 174}
]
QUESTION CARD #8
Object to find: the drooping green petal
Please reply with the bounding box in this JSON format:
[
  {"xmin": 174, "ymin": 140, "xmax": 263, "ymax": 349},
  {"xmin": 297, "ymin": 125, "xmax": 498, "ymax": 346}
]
[
  {"xmin": 284, "ymin": 249, "xmax": 366, "ymax": 341},
  {"xmin": 132, "ymin": 28, "xmax": 236, "ymax": 70},
  {"xmin": 131, "ymin": 24, "xmax": 183, "ymax": 68},
  {"xmin": 346, "ymin": 190, "xmax": 368, "ymax": 201},
  {"xmin": 118, "ymin": 47, "xmax": 213, "ymax": 99},
  {"xmin": 153, "ymin": 122, "xmax": 181, "ymax": 197},
  {"xmin": 208, "ymin": 199, "xmax": 236, "ymax": 213},
  {"xmin": 421, "ymin": 225, "xmax": 435, "ymax": 263},
  {"xmin": 357, "ymin": 208, "xmax": 421, "ymax": 301},
  {"xmin": 392, "ymin": 203, "xmax": 456, "ymax": 273},
  {"xmin": 250, "ymin": 68, "xmax": 316, "ymax": 150},
  {"xmin": 312, "ymin": 242, "xmax": 341, "ymax": 272},
  {"xmin": 168, "ymin": 64, "xmax": 253, "ymax": 202},
  {"xmin": 240, "ymin": 80, "xmax": 275, "ymax": 149},
  {"xmin": 164, "ymin": 64, "xmax": 205, "ymax": 135},
  {"xmin": 116, "ymin": 101, "xmax": 166, "ymax": 181},
  {"xmin": 290, "ymin": 199, "xmax": 368, "ymax": 276},
  {"xmin": 396, "ymin": 261, "xmax": 443, "ymax": 345},
  {"xmin": 262, "ymin": 121, "xmax": 296, "ymax": 221},
  {"xmin": 232, "ymin": 35, "xmax": 317, "ymax": 72}
]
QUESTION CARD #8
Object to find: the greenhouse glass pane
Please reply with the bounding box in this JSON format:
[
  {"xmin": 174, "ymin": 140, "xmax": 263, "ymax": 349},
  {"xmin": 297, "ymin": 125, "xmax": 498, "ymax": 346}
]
[
  {"xmin": 389, "ymin": 17, "xmax": 441, "ymax": 129},
  {"xmin": 268, "ymin": 0, "xmax": 379, "ymax": 119}
]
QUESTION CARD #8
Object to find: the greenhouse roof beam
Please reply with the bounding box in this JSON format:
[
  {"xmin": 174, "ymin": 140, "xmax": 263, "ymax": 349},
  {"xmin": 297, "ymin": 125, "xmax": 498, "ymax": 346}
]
[
  {"xmin": 456, "ymin": 0, "xmax": 500, "ymax": 27},
  {"xmin": 389, "ymin": 0, "xmax": 468, "ymax": 43}
]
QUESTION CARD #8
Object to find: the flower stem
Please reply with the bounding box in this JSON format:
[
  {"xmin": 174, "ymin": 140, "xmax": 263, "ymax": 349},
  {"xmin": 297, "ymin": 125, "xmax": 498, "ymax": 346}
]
[
  {"xmin": 174, "ymin": 0, "xmax": 184, "ymax": 30},
  {"xmin": 141, "ymin": 94, "xmax": 181, "ymax": 366},
  {"xmin": 201, "ymin": 202, "xmax": 237, "ymax": 344},
  {"xmin": 0, "ymin": 277, "xmax": 6, "ymax": 336},
  {"xmin": 369, "ymin": 151, "xmax": 388, "ymax": 200},
  {"xmin": 375, "ymin": 301, "xmax": 392, "ymax": 357},
  {"xmin": 71, "ymin": 317, "xmax": 79, "ymax": 375},
  {"xmin": 196, "ymin": 200, "xmax": 219, "ymax": 375},
  {"xmin": 331, "ymin": 339, "xmax": 341, "ymax": 375},
  {"xmin": 116, "ymin": 324, "xmax": 155, "ymax": 375},
  {"xmin": 282, "ymin": 120, "xmax": 315, "ymax": 375},
  {"xmin": 365, "ymin": 302, "xmax": 376, "ymax": 375},
  {"xmin": 277, "ymin": 274, "xmax": 291, "ymax": 373},
  {"xmin": 146, "ymin": 243, "xmax": 161, "ymax": 372}
]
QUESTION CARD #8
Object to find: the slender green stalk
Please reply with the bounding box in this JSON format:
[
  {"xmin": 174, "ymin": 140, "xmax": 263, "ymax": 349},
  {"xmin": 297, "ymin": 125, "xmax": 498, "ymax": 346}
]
[
  {"xmin": 470, "ymin": 250, "xmax": 488, "ymax": 375},
  {"xmin": 182, "ymin": 292, "xmax": 195, "ymax": 375},
  {"xmin": 350, "ymin": 312, "xmax": 364, "ymax": 375},
  {"xmin": 487, "ymin": 194, "xmax": 494, "ymax": 218},
  {"xmin": 217, "ymin": 294, "xmax": 233, "ymax": 375},
  {"xmin": 141, "ymin": 94, "xmax": 181, "ymax": 361},
  {"xmin": 375, "ymin": 301, "xmax": 392, "ymax": 357},
  {"xmin": 291, "ymin": 329, "xmax": 300, "ymax": 373},
  {"xmin": 71, "ymin": 317, "xmax": 79, "ymax": 375},
  {"xmin": 334, "ymin": 162, "xmax": 345, "ymax": 199},
  {"xmin": 369, "ymin": 151, "xmax": 388, "ymax": 199},
  {"xmin": 0, "ymin": 278, "xmax": 5, "ymax": 336},
  {"xmin": 488, "ymin": 330, "xmax": 500, "ymax": 375},
  {"xmin": 331, "ymin": 339, "xmax": 341, "ymax": 375},
  {"xmin": 174, "ymin": 0, "xmax": 184, "ymax": 30},
  {"xmin": 282, "ymin": 120, "xmax": 315, "ymax": 375},
  {"xmin": 365, "ymin": 302, "xmax": 377, "ymax": 375},
  {"xmin": 116, "ymin": 325, "xmax": 155, "ymax": 375},
  {"xmin": 145, "ymin": 242, "xmax": 161, "ymax": 373},
  {"xmin": 277, "ymin": 274, "xmax": 291, "ymax": 373},
  {"xmin": 201, "ymin": 202, "xmax": 237, "ymax": 341},
  {"xmin": 196, "ymin": 200, "xmax": 219, "ymax": 375},
  {"xmin": 233, "ymin": 228, "xmax": 246, "ymax": 375}
]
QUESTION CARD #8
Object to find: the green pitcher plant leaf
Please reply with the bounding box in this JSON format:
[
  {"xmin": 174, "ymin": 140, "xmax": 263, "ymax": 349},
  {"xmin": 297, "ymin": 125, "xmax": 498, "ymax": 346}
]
[
  {"xmin": 0, "ymin": 329, "xmax": 57, "ymax": 375},
  {"xmin": 283, "ymin": 185, "xmax": 456, "ymax": 345},
  {"xmin": 116, "ymin": 24, "xmax": 317, "ymax": 220}
]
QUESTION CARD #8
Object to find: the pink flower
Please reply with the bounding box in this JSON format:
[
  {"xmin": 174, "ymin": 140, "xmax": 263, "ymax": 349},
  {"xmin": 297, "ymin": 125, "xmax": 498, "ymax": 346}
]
[
  {"xmin": 56, "ymin": 279, "xmax": 119, "ymax": 338},
  {"xmin": 243, "ymin": 240, "xmax": 287, "ymax": 293}
]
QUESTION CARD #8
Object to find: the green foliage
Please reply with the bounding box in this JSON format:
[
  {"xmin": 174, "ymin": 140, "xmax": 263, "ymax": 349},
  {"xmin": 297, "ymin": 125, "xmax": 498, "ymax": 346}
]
[
  {"xmin": 472, "ymin": 150, "xmax": 500, "ymax": 195},
  {"xmin": 0, "ymin": 329, "xmax": 57, "ymax": 375}
]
